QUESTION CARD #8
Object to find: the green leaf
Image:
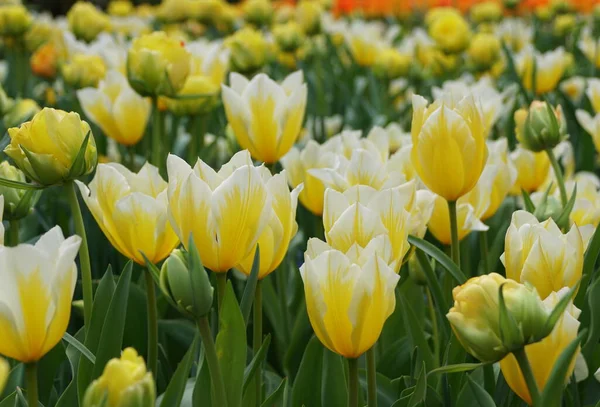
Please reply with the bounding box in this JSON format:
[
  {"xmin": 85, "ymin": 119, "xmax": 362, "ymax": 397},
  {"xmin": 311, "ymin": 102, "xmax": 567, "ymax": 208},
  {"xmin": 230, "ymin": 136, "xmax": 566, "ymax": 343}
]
[
  {"xmin": 321, "ymin": 350, "xmax": 347, "ymax": 407},
  {"xmin": 0, "ymin": 177, "xmax": 44, "ymax": 190},
  {"xmin": 260, "ymin": 378, "xmax": 286, "ymax": 407},
  {"xmin": 428, "ymin": 363, "xmax": 485, "ymax": 376},
  {"xmin": 37, "ymin": 343, "xmax": 67, "ymax": 405},
  {"xmin": 193, "ymin": 349, "xmax": 212, "ymax": 407},
  {"xmin": 66, "ymin": 130, "xmax": 92, "ymax": 179},
  {"xmin": 408, "ymin": 362, "xmax": 427, "ymax": 407},
  {"xmin": 284, "ymin": 302, "xmax": 312, "ymax": 382},
  {"xmin": 465, "ymin": 375, "xmax": 496, "ymax": 407},
  {"xmin": 575, "ymin": 224, "xmax": 600, "ymax": 308},
  {"xmin": 555, "ymin": 185, "xmax": 577, "ymax": 230},
  {"xmin": 216, "ymin": 281, "xmax": 246, "ymax": 407},
  {"xmin": 56, "ymin": 328, "xmax": 85, "ymax": 407},
  {"xmin": 399, "ymin": 296, "xmax": 435, "ymax": 371},
  {"xmin": 542, "ymin": 282, "xmax": 579, "ymax": 339},
  {"xmin": 415, "ymin": 249, "xmax": 449, "ymax": 336},
  {"xmin": 498, "ymin": 283, "xmax": 522, "ymax": 351},
  {"xmin": 240, "ymin": 246, "xmax": 260, "ymax": 325},
  {"xmin": 583, "ymin": 277, "xmax": 600, "ymax": 363},
  {"xmin": 291, "ymin": 336, "xmax": 324, "ymax": 407},
  {"xmin": 521, "ymin": 188, "xmax": 537, "ymax": 214},
  {"xmin": 141, "ymin": 252, "xmax": 161, "ymax": 287},
  {"xmin": 159, "ymin": 335, "xmax": 199, "ymax": 407},
  {"xmin": 408, "ymin": 235, "xmax": 467, "ymax": 284},
  {"xmin": 0, "ymin": 364, "xmax": 23, "ymax": 401},
  {"xmin": 243, "ymin": 334, "xmax": 271, "ymax": 394},
  {"xmin": 63, "ymin": 332, "xmax": 95, "ymax": 364}
]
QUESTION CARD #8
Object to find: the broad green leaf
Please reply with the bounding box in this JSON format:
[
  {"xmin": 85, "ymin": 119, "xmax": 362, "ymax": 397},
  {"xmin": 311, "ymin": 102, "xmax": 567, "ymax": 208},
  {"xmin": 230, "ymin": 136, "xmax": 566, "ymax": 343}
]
[
  {"xmin": 284, "ymin": 302, "xmax": 312, "ymax": 382},
  {"xmin": 576, "ymin": 224, "xmax": 600, "ymax": 308},
  {"xmin": 321, "ymin": 350, "xmax": 347, "ymax": 407},
  {"xmin": 243, "ymin": 334, "xmax": 271, "ymax": 394},
  {"xmin": 193, "ymin": 349, "xmax": 212, "ymax": 407},
  {"xmin": 415, "ymin": 249, "xmax": 449, "ymax": 336},
  {"xmin": 466, "ymin": 375, "xmax": 496, "ymax": 407},
  {"xmin": 159, "ymin": 335, "xmax": 199, "ymax": 407},
  {"xmin": 408, "ymin": 236, "xmax": 467, "ymax": 284},
  {"xmin": 240, "ymin": 247, "xmax": 260, "ymax": 325},
  {"xmin": 63, "ymin": 332, "xmax": 95, "ymax": 364},
  {"xmin": 37, "ymin": 342, "xmax": 66, "ymax": 405},
  {"xmin": 291, "ymin": 336, "xmax": 323, "ymax": 407},
  {"xmin": 583, "ymin": 277, "xmax": 600, "ymax": 365},
  {"xmin": 0, "ymin": 364, "xmax": 23, "ymax": 400},
  {"xmin": 0, "ymin": 177, "xmax": 44, "ymax": 190},
  {"xmin": 399, "ymin": 296, "xmax": 435, "ymax": 371},
  {"xmin": 428, "ymin": 363, "xmax": 485, "ymax": 376},
  {"xmin": 261, "ymin": 378, "xmax": 286, "ymax": 407},
  {"xmin": 358, "ymin": 370, "xmax": 398, "ymax": 407},
  {"xmin": 56, "ymin": 328, "xmax": 86, "ymax": 407},
  {"xmin": 408, "ymin": 362, "xmax": 427, "ymax": 407}
]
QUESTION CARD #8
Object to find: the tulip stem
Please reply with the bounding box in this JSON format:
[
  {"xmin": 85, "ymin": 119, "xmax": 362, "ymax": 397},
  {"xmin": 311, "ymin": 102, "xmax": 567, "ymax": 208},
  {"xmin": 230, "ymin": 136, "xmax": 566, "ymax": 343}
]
[
  {"xmin": 348, "ymin": 358, "xmax": 359, "ymax": 407},
  {"xmin": 545, "ymin": 147, "xmax": 568, "ymax": 208},
  {"xmin": 366, "ymin": 348, "xmax": 378, "ymax": 407},
  {"xmin": 151, "ymin": 98, "xmax": 164, "ymax": 170},
  {"xmin": 145, "ymin": 270, "xmax": 158, "ymax": 377},
  {"xmin": 447, "ymin": 200, "xmax": 461, "ymax": 268},
  {"xmin": 253, "ymin": 280, "xmax": 263, "ymax": 406},
  {"xmin": 25, "ymin": 363, "xmax": 38, "ymax": 407},
  {"xmin": 480, "ymin": 231, "xmax": 489, "ymax": 275},
  {"xmin": 188, "ymin": 114, "xmax": 206, "ymax": 165},
  {"xmin": 66, "ymin": 181, "xmax": 93, "ymax": 329},
  {"xmin": 216, "ymin": 272, "xmax": 227, "ymax": 311},
  {"xmin": 8, "ymin": 220, "xmax": 19, "ymax": 246},
  {"xmin": 426, "ymin": 288, "xmax": 440, "ymax": 366},
  {"xmin": 513, "ymin": 348, "xmax": 541, "ymax": 406},
  {"xmin": 197, "ymin": 316, "xmax": 228, "ymax": 407}
]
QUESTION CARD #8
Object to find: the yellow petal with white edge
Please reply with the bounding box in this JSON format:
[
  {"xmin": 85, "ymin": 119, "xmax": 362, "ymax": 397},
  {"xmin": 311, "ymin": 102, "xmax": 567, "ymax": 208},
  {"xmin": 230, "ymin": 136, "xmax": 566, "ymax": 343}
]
[
  {"xmin": 276, "ymin": 84, "xmax": 307, "ymax": 160},
  {"xmin": 113, "ymin": 87, "xmax": 151, "ymax": 146},
  {"xmin": 327, "ymin": 202, "xmax": 387, "ymax": 252},
  {"xmin": 222, "ymin": 84, "xmax": 255, "ymax": 154}
]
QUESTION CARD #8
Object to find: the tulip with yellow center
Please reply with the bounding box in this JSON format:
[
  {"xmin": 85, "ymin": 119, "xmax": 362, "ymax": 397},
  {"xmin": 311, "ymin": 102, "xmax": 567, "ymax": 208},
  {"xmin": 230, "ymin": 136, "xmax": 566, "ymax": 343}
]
[
  {"xmin": 222, "ymin": 71, "xmax": 307, "ymax": 164},
  {"xmin": 61, "ymin": 54, "xmax": 107, "ymax": 89},
  {"xmin": 468, "ymin": 32, "xmax": 501, "ymax": 70},
  {"xmin": 344, "ymin": 21, "xmax": 385, "ymax": 67},
  {"xmin": 225, "ymin": 27, "xmax": 268, "ymax": 74},
  {"xmin": 495, "ymin": 18, "xmax": 532, "ymax": 53},
  {"xmin": 83, "ymin": 348, "xmax": 155, "ymax": 407},
  {"xmin": 509, "ymin": 146, "xmax": 551, "ymax": 194},
  {"xmin": 187, "ymin": 40, "xmax": 229, "ymax": 87},
  {"xmin": 108, "ymin": 1, "xmax": 133, "ymax": 16},
  {"xmin": 428, "ymin": 10, "xmax": 471, "ymax": 54},
  {"xmin": 567, "ymin": 173, "xmax": 600, "ymax": 227},
  {"xmin": 560, "ymin": 76, "xmax": 585, "ymax": 103},
  {"xmin": 167, "ymin": 151, "xmax": 272, "ymax": 273},
  {"xmin": 5, "ymin": 108, "xmax": 97, "ymax": 186},
  {"xmin": 2, "ymin": 98, "xmax": 40, "ymax": 129},
  {"xmin": 470, "ymin": 1, "xmax": 502, "ymax": 24},
  {"xmin": 576, "ymin": 108, "xmax": 600, "ymax": 155},
  {"xmin": 0, "ymin": 226, "xmax": 80, "ymax": 362},
  {"xmin": 67, "ymin": 2, "xmax": 110, "ymax": 43},
  {"xmin": 301, "ymin": 238, "xmax": 400, "ymax": 359},
  {"xmin": 427, "ymin": 195, "xmax": 488, "ymax": 245},
  {"xmin": 76, "ymin": 163, "xmax": 180, "ymax": 265},
  {"xmin": 243, "ymin": 0, "xmax": 273, "ymax": 27},
  {"xmin": 374, "ymin": 48, "xmax": 411, "ymax": 80},
  {"xmin": 77, "ymin": 70, "xmax": 151, "ymax": 146},
  {"xmin": 274, "ymin": 21, "xmax": 306, "ymax": 53},
  {"xmin": 516, "ymin": 46, "xmax": 569, "ymax": 95},
  {"xmin": 586, "ymin": 79, "xmax": 600, "ymax": 114},
  {"xmin": 579, "ymin": 36, "xmax": 600, "ymax": 69},
  {"xmin": 156, "ymin": 0, "xmax": 195, "ymax": 23},
  {"xmin": 411, "ymin": 94, "xmax": 488, "ymax": 202},
  {"xmin": 500, "ymin": 288, "xmax": 581, "ymax": 406},
  {"xmin": 0, "ymin": 4, "xmax": 31, "ymax": 37},
  {"xmin": 501, "ymin": 210, "xmax": 594, "ymax": 300},
  {"xmin": 296, "ymin": 0, "xmax": 322, "ymax": 35}
]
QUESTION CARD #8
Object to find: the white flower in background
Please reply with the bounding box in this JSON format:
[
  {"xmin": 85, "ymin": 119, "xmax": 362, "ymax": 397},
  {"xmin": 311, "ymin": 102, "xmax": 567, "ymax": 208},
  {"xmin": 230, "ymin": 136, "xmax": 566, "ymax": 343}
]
[
  {"xmin": 186, "ymin": 39, "xmax": 229, "ymax": 85},
  {"xmin": 586, "ymin": 78, "xmax": 600, "ymax": 114},
  {"xmin": 560, "ymin": 76, "xmax": 585, "ymax": 102},
  {"xmin": 576, "ymin": 108, "xmax": 600, "ymax": 154},
  {"xmin": 496, "ymin": 18, "xmax": 533, "ymax": 52},
  {"xmin": 515, "ymin": 45, "xmax": 569, "ymax": 94},
  {"xmin": 344, "ymin": 20, "xmax": 388, "ymax": 67}
]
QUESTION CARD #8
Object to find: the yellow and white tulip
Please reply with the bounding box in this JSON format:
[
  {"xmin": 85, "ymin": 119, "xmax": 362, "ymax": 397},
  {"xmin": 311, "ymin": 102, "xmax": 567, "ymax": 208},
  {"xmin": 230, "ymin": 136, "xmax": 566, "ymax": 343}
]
[{"xmin": 516, "ymin": 45, "xmax": 569, "ymax": 94}]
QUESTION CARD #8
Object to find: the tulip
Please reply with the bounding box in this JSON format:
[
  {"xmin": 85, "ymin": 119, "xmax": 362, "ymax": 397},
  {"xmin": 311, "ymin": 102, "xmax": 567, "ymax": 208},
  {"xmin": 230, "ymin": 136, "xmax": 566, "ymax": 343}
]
[
  {"xmin": 0, "ymin": 357, "xmax": 7, "ymax": 394},
  {"xmin": 587, "ymin": 79, "xmax": 600, "ymax": 114},
  {"xmin": 222, "ymin": 71, "xmax": 307, "ymax": 164},
  {"xmin": 470, "ymin": 1, "xmax": 502, "ymax": 23},
  {"xmin": 24, "ymin": 21, "xmax": 56, "ymax": 53},
  {"xmin": 274, "ymin": 21, "xmax": 305, "ymax": 53},
  {"xmin": 30, "ymin": 42, "xmax": 59, "ymax": 80},
  {"xmin": 225, "ymin": 27, "xmax": 268, "ymax": 74},
  {"xmin": 497, "ymin": 18, "xmax": 532, "ymax": 52},
  {"xmin": 560, "ymin": 76, "xmax": 585, "ymax": 103},
  {"xmin": 67, "ymin": 2, "xmax": 110, "ymax": 43},
  {"xmin": 301, "ymin": 239, "xmax": 400, "ymax": 359},
  {"xmin": 374, "ymin": 48, "xmax": 411, "ymax": 80},
  {"xmin": 516, "ymin": 46, "xmax": 569, "ymax": 94},
  {"xmin": 296, "ymin": 0, "xmax": 322, "ymax": 35},
  {"xmin": 567, "ymin": 174, "xmax": 600, "ymax": 227},
  {"xmin": 108, "ymin": 1, "xmax": 133, "ymax": 16},
  {"xmin": 518, "ymin": 101, "xmax": 566, "ymax": 153},
  {"xmin": 554, "ymin": 14, "xmax": 577, "ymax": 37},
  {"xmin": 411, "ymin": 94, "xmax": 488, "ymax": 202},
  {"xmin": 428, "ymin": 10, "xmax": 471, "ymax": 54},
  {"xmin": 156, "ymin": 0, "xmax": 196, "ymax": 23},
  {"xmin": 127, "ymin": 31, "xmax": 191, "ymax": 98},
  {"xmin": 62, "ymin": 54, "xmax": 107, "ymax": 89},
  {"xmin": 447, "ymin": 273, "xmax": 549, "ymax": 363},
  {"xmin": 243, "ymin": 0, "xmax": 273, "ymax": 27},
  {"xmin": 0, "ymin": 226, "xmax": 80, "ymax": 362},
  {"xmin": 468, "ymin": 32, "xmax": 501, "ymax": 70},
  {"xmin": 0, "ymin": 161, "xmax": 40, "ymax": 221},
  {"xmin": 83, "ymin": 348, "xmax": 155, "ymax": 407},
  {"xmin": 509, "ymin": 146, "xmax": 550, "ymax": 194},
  {"xmin": 500, "ymin": 288, "xmax": 581, "ymax": 405},
  {"xmin": 579, "ymin": 37, "xmax": 600, "ymax": 69},
  {"xmin": 501, "ymin": 210, "xmax": 594, "ymax": 299},
  {"xmin": 0, "ymin": 4, "xmax": 32, "ymax": 37},
  {"xmin": 5, "ymin": 108, "xmax": 97, "ymax": 186},
  {"xmin": 166, "ymin": 151, "xmax": 272, "ymax": 273},
  {"xmin": 2, "ymin": 98, "xmax": 40, "ymax": 128},
  {"xmin": 186, "ymin": 39, "xmax": 229, "ymax": 86},
  {"xmin": 427, "ymin": 195, "xmax": 488, "ymax": 245},
  {"xmin": 344, "ymin": 21, "xmax": 384, "ymax": 67},
  {"xmin": 576, "ymin": 109, "xmax": 600, "ymax": 155}
]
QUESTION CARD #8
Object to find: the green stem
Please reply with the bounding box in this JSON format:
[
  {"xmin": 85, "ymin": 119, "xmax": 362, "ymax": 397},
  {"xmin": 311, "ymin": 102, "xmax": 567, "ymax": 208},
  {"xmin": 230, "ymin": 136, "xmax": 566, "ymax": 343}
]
[
  {"xmin": 276, "ymin": 264, "xmax": 290, "ymax": 343},
  {"xmin": 151, "ymin": 99, "xmax": 164, "ymax": 169},
  {"xmin": 216, "ymin": 272, "xmax": 227, "ymax": 311},
  {"xmin": 480, "ymin": 231, "xmax": 489, "ymax": 276},
  {"xmin": 145, "ymin": 270, "xmax": 158, "ymax": 376},
  {"xmin": 426, "ymin": 288, "xmax": 440, "ymax": 367},
  {"xmin": 447, "ymin": 200, "xmax": 460, "ymax": 268},
  {"xmin": 253, "ymin": 280, "xmax": 263, "ymax": 406},
  {"xmin": 545, "ymin": 147, "xmax": 568, "ymax": 208},
  {"xmin": 25, "ymin": 363, "xmax": 38, "ymax": 407},
  {"xmin": 513, "ymin": 348, "xmax": 541, "ymax": 406},
  {"xmin": 348, "ymin": 358, "xmax": 359, "ymax": 407},
  {"xmin": 366, "ymin": 348, "xmax": 377, "ymax": 407},
  {"xmin": 8, "ymin": 219, "xmax": 19, "ymax": 246},
  {"xmin": 188, "ymin": 115, "xmax": 207, "ymax": 165},
  {"xmin": 197, "ymin": 316, "xmax": 228, "ymax": 407},
  {"xmin": 65, "ymin": 181, "xmax": 93, "ymax": 328}
]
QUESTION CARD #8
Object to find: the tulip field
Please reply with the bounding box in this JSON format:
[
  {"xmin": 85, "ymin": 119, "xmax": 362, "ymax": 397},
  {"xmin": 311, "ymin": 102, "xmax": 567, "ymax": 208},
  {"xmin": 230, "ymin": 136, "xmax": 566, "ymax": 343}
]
[{"xmin": 2, "ymin": 0, "xmax": 600, "ymax": 406}]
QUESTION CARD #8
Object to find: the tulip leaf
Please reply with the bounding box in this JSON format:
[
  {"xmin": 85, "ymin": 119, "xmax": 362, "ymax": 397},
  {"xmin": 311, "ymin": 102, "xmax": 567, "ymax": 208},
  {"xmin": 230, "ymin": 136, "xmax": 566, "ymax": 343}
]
[
  {"xmin": 0, "ymin": 176, "xmax": 44, "ymax": 190},
  {"xmin": 539, "ymin": 330, "xmax": 587, "ymax": 407},
  {"xmin": 62, "ymin": 332, "xmax": 95, "ymax": 364},
  {"xmin": 399, "ymin": 296, "xmax": 435, "ymax": 372},
  {"xmin": 498, "ymin": 283, "xmax": 522, "ymax": 351},
  {"xmin": 521, "ymin": 188, "xmax": 537, "ymax": 214},
  {"xmin": 321, "ymin": 350, "xmax": 348, "ymax": 407},
  {"xmin": 408, "ymin": 362, "xmax": 427, "ymax": 407},
  {"xmin": 575, "ymin": 224, "xmax": 600, "ymax": 308},
  {"xmin": 582, "ymin": 276, "xmax": 600, "ymax": 361},
  {"xmin": 66, "ymin": 130, "xmax": 92, "ymax": 179},
  {"xmin": 415, "ymin": 249, "xmax": 450, "ymax": 336},
  {"xmin": 159, "ymin": 334, "xmax": 199, "ymax": 407},
  {"xmin": 464, "ymin": 374, "xmax": 497, "ymax": 407},
  {"xmin": 260, "ymin": 377, "xmax": 286, "ymax": 407},
  {"xmin": 216, "ymin": 281, "xmax": 246, "ymax": 407},
  {"xmin": 240, "ymin": 246, "xmax": 260, "ymax": 326},
  {"xmin": 55, "ymin": 328, "xmax": 85, "ymax": 407},
  {"xmin": 291, "ymin": 336, "xmax": 324, "ymax": 407},
  {"xmin": 408, "ymin": 235, "xmax": 467, "ymax": 284},
  {"xmin": 427, "ymin": 363, "xmax": 485, "ymax": 376},
  {"xmin": 140, "ymin": 251, "xmax": 161, "ymax": 286},
  {"xmin": 243, "ymin": 334, "xmax": 271, "ymax": 394},
  {"xmin": 555, "ymin": 185, "xmax": 577, "ymax": 230},
  {"xmin": 187, "ymin": 234, "xmax": 211, "ymax": 318},
  {"xmin": 193, "ymin": 348, "xmax": 213, "ymax": 407}
]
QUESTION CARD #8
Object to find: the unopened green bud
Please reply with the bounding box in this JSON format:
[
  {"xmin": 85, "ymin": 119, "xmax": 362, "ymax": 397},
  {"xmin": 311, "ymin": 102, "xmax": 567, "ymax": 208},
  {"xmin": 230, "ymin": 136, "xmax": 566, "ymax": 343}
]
[
  {"xmin": 519, "ymin": 101, "xmax": 566, "ymax": 152},
  {"xmin": 0, "ymin": 161, "xmax": 40, "ymax": 220}
]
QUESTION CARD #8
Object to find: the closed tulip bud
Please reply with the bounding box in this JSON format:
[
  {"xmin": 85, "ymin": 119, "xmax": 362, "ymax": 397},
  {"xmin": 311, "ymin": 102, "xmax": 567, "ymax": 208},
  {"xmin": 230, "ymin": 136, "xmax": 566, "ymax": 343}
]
[
  {"xmin": 470, "ymin": 1, "xmax": 503, "ymax": 24},
  {"xmin": 509, "ymin": 146, "xmax": 550, "ymax": 194},
  {"xmin": 165, "ymin": 75, "xmax": 220, "ymax": 116},
  {"xmin": 62, "ymin": 54, "xmax": 107, "ymax": 89},
  {"xmin": 127, "ymin": 32, "xmax": 191, "ymax": 98},
  {"xmin": 67, "ymin": 2, "xmax": 111, "ymax": 43},
  {"xmin": 519, "ymin": 101, "xmax": 566, "ymax": 152},
  {"xmin": 0, "ymin": 358, "xmax": 7, "ymax": 394},
  {"xmin": 244, "ymin": 0, "xmax": 273, "ymax": 27},
  {"xmin": 30, "ymin": 42, "xmax": 59, "ymax": 80},
  {"xmin": 411, "ymin": 94, "xmax": 488, "ymax": 201},
  {"xmin": 108, "ymin": 1, "xmax": 133, "ymax": 16},
  {"xmin": 447, "ymin": 273, "xmax": 549, "ymax": 363},
  {"xmin": 83, "ymin": 348, "xmax": 155, "ymax": 407},
  {"xmin": 2, "ymin": 98, "xmax": 40, "ymax": 128},
  {"xmin": 301, "ymin": 240, "xmax": 400, "ymax": 358},
  {"xmin": 222, "ymin": 71, "xmax": 307, "ymax": 164},
  {"xmin": 428, "ymin": 11, "xmax": 471, "ymax": 54},
  {"xmin": 274, "ymin": 21, "xmax": 306, "ymax": 53},
  {"xmin": 0, "ymin": 4, "xmax": 31, "ymax": 37},
  {"xmin": 24, "ymin": 22, "xmax": 55, "ymax": 53},
  {"xmin": 5, "ymin": 108, "xmax": 97, "ymax": 186},
  {"xmin": 374, "ymin": 48, "xmax": 411, "ymax": 80},
  {"xmin": 296, "ymin": 0, "xmax": 322, "ymax": 36},
  {"xmin": 554, "ymin": 14, "xmax": 577, "ymax": 37},
  {"xmin": 225, "ymin": 27, "xmax": 268, "ymax": 75},
  {"xmin": 0, "ymin": 161, "xmax": 40, "ymax": 220},
  {"xmin": 0, "ymin": 226, "xmax": 80, "ymax": 362},
  {"xmin": 468, "ymin": 32, "xmax": 501, "ymax": 70},
  {"xmin": 160, "ymin": 248, "xmax": 214, "ymax": 318}
]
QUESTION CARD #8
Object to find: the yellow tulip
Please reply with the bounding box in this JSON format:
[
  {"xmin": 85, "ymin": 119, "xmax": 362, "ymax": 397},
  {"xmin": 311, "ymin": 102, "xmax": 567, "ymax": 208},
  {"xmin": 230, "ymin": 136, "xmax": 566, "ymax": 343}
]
[
  {"xmin": 501, "ymin": 210, "xmax": 594, "ymax": 299},
  {"xmin": 243, "ymin": 0, "xmax": 273, "ymax": 27},
  {"xmin": 24, "ymin": 21, "xmax": 56, "ymax": 52},
  {"xmin": 83, "ymin": 348, "xmax": 155, "ymax": 407},
  {"xmin": 568, "ymin": 174, "xmax": 600, "ymax": 227},
  {"xmin": 156, "ymin": 0, "xmax": 195, "ymax": 23},
  {"xmin": 0, "ymin": 357, "xmax": 7, "ymax": 394},
  {"xmin": 274, "ymin": 21, "xmax": 306, "ymax": 53},
  {"xmin": 301, "ymin": 238, "xmax": 400, "ymax": 358},
  {"xmin": 187, "ymin": 39, "xmax": 229, "ymax": 86},
  {"xmin": 344, "ymin": 21, "xmax": 384, "ymax": 67},
  {"xmin": 0, "ymin": 4, "xmax": 31, "ymax": 37},
  {"xmin": 516, "ymin": 46, "xmax": 569, "ymax": 94},
  {"xmin": 470, "ymin": 1, "xmax": 503, "ymax": 23},
  {"xmin": 553, "ymin": 14, "xmax": 577, "ymax": 37},
  {"xmin": 127, "ymin": 31, "xmax": 191, "ymax": 97},
  {"xmin": 579, "ymin": 37, "xmax": 600, "ymax": 69},
  {"xmin": 428, "ymin": 195, "xmax": 488, "ymax": 245},
  {"xmin": 509, "ymin": 146, "xmax": 550, "ymax": 194},
  {"xmin": 108, "ymin": 1, "xmax": 133, "ymax": 16},
  {"xmin": 225, "ymin": 27, "xmax": 268, "ymax": 74},
  {"xmin": 411, "ymin": 94, "xmax": 488, "ymax": 202},
  {"xmin": 0, "ymin": 161, "xmax": 38, "ymax": 221},
  {"xmin": 62, "ymin": 54, "xmax": 107, "ymax": 89},
  {"xmin": 576, "ymin": 109, "xmax": 600, "ymax": 155},
  {"xmin": 586, "ymin": 79, "xmax": 600, "ymax": 114},
  {"xmin": 560, "ymin": 76, "xmax": 585, "ymax": 103},
  {"xmin": 374, "ymin": 47, "xmax": 411, "ymax": 80},
  {"xmin": 496, "ymin": 18, "xmax": 532, "ymax": 53},
  {"xmin": 167, "ymin": 151, "xmax": 272, "ymax": 272},
  {"xmin": 0, "ymin": 226, "xmax": 80, "ymax": 362},
  {"xmin": 296, "ymin": 0, "xmax": 322, "ymax": 36},
  {"xmin": 468, "ymin": 32, "xmax": 501, "ymax": 70},
  {"xmin": 222, "ymin": 71, "xmax": 307, "ymax": 164},
  {"xmin": 2, "ymin": 98, "xmax": 40, "ymax": 128},
  {"xmin": 500, "ymin": 288, "xmax": 581, "ymax": 405},
  {"xmin": 447, "ymin": 273, "xmax": 549, "ymax": 363},
  {"xmin": 77, "ymin": 163, "xmax": 179, "ymax": 265},
  {"xmin": 67, "ymin": 2, "xmax": 110, "ymax": 43},
  {"xmin": 5, "ymin": 108, "xmax": 97, "ymax": 186},
  {"xmin": 78, "ymin": 70, "xmax": 151, "ymax": 146},
  {"xmin": 428, "ymin": 10, "xmax": 471, "ymax": 54},
  {"xmin": 165, "ymin": 75, "xmax": 220, "ymax": 116},
  {"xmin": 237, "ymin": 172, "xmax": 303, "ymax": 279}
]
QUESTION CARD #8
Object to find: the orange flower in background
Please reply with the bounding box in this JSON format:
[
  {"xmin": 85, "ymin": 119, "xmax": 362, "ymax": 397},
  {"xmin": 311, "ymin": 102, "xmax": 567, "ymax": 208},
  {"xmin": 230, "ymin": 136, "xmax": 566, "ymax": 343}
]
[{"xmin": 30, "ymin": 42, "xmax": 59, "ymax": 79}]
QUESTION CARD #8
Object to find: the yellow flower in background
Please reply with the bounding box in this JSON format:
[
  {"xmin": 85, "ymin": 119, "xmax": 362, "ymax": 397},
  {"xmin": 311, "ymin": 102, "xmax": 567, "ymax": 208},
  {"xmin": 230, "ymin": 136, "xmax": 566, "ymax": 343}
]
[
  {"xmin": 553, "ymin": 14, "xmax": 577, "ymax": 37},
  {"xmin": 516, "ymin": 46, "xmax": 569, "ymax": 94},
  {"xmin": 225, "ymin": 27, "xmax": 268, "ymax": 74},
  {"xmin": 447, "ymin": 273, "xmax": 549, "ymax": 363},
  {"xmin": 509, "ymin": 146, "xmax": 550, "ymax": 194},
  {"xmin": 496, "ymin": 18, "xmax": 532, "ymax": 53},
  {"xmin": 77, "ymin": 163, "xmax": 180, "ymax": 265},
  {"xmin": 222, "ymin": 71, "xmax": 307, "ymax": 164},
  {"xmin": 427, "ymin": 195, "xmax": 488, "ymax": 245},
  {"xmin": 344, "ymin": 21, "xmax": 384, "ymax": 67},
  {"xmin": 67, "ymin": 2, "xmax": 110, "ymax": 43},
  {"xmin": 576, "ymin": 109, "xmax": 600, "ymax": 154},
  {"xmin": 0, "ymin": 357, "xmax": 7, "ymax": 394},
  {"xmin": 274, "ymin": 21, "xmax": 306, "ymax": 53},
  {"xmin": 5, "ymin": 108, "xmax": 97, "ymax": 186},
  {"xmin": 167, "ymin": 151, "xmax": 272, "ymax": 273},
  {"xmin": 237, "ymin": 173, "xmax": 303, "ymax": 279},
  {"xmin": 296, "ymin": 0, "xmax": 322, "ymax": 36},
  {"xmin": 83, "ymin": 348, "xmax": 155, "ymax": 407},
  {"xmin": 78, "ymin": 70, "xmax": 151, "ymax": 146},
  {"xmin": 0, "ymin": 4, "xmax": 31, "ymax": 37},
  {"xmin": 586, "ymin": 79, "xmax": 600, "ymax": 114},
  {"xmin": 2, "ymin": 98, "xmax": 40, "ymax": 128},
  {"xmin": 579, "ymin": 37, "xmax": 600, "ymax": 69},
  {"xmin": 568, "ymin": 174, "xmax": 600, "ymax": 227},
  {"xmin": 468, "ymin": 32, "xmax": 501, "ymax": 70},
  {"xmin": 0, "ymin": 226, "xmax": 80, "ymax": 362},
  {"xmin": 411, "ymin": 94, "xmax": 488, "ymax": 202},
  {"xmin": 127, "ymin": 31, "xmax": 191, "ymax": 97},
  {"xmin": 501, "ymin": 210, "xmax": 594, "ymax": 299},
  {"xmin": 24, "ymin": 21, "xmax": 57, "ymax": 52},
  {"xmin": 373, "ymin": 48, "xmax": 411, "ymax": 80},
  {"xmin": 61, "ymin": 54, "xmax": 107, "ymax": 89},
  {"xmin": 470, "ymin": 1, "xmax": 503, "ymax": 24},
  {"xmin": 108, "ymin": 1, "xmax": 133, "ymax": 16},
  {"xmin": 428, "ymin": 10, "xmax": 470, "ymax": 54},
  {"xmin": 560, "ymin": 76, "xmax": 585, "ymax": 103},
  {"xmin": 301, "ymin": 239, "xmax": 400, "ymax": 358},
  {"xmin": 156, "ymin": 0, "xmax": 195, "ymax": 23},
  {"xmin": 187, "ymin": 40, "xmax": 229, "ymax": 87},
  {"xmin": 243, "ymin": 0, "xmax": 273, "ymax": 27},
  {"xmin": 500, "ymin": 289, "xmax": 581, "ymax": 405}
]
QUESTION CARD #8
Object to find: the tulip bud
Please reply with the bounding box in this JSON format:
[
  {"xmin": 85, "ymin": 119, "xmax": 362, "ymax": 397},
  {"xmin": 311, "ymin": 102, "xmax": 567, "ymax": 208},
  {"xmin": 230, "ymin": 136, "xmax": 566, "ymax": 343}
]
[
  {"xmin": 0, "ymin": 4, "xmax": 32, "ymax": 38},
  {"xmin": 243, "ymin": 0, "xmax": 273, "ymax": 27},
  {"xmin": 519, "ymin": 101, "xmax": 566, "ymax": 152},
  {"xmin": 225, "ymin": 27, "xmax": 268, "ymax": 75},
  {"xmin": 83, "ymin": 348, "xmax": 155, "ymax": 407},
  {"xmin": 160, "ymin": 247, "xmax": 214, "ymax": 319},
  {"xmin": 468, "ymin": 32, "xmax": 501, "ymax": 70},
  {"xmin": 373, "ymin": 48, "xmax": 411, "ymax": 80},
  {"xmin": 67, "ymin": 2, "xmax": 111, "ymax": 43},
  {"xmin": 470, "ymin": 2, "xmax": 503, "ymax": 24},
  {"xmin": 0, "ymin": 161, "xmax": 40, "ymax": 220},
  {"xmin": 273, "ymin": 21, "xmax": 305, "ymax": 53},
  {"xmin": 554, "ymin": 14, "xmax": 577, "ymax": 37},
  {"xmin": 3, "ymin": 98, "xmax": 40, "ymax": 128},
  {"xmin": 164, "ymin": 75, "xmax": 220, "ymax": 116},
  {"xmin": 62, "ymin": 54, "xmax": 107, "ymax": 89},
  {"xmin": 407, "ymin": 253, "xmax": 428, "ymax": 286},
  {"xmin": 296, "ymin": 0, "xmax": 322, "ymax": 36}
]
